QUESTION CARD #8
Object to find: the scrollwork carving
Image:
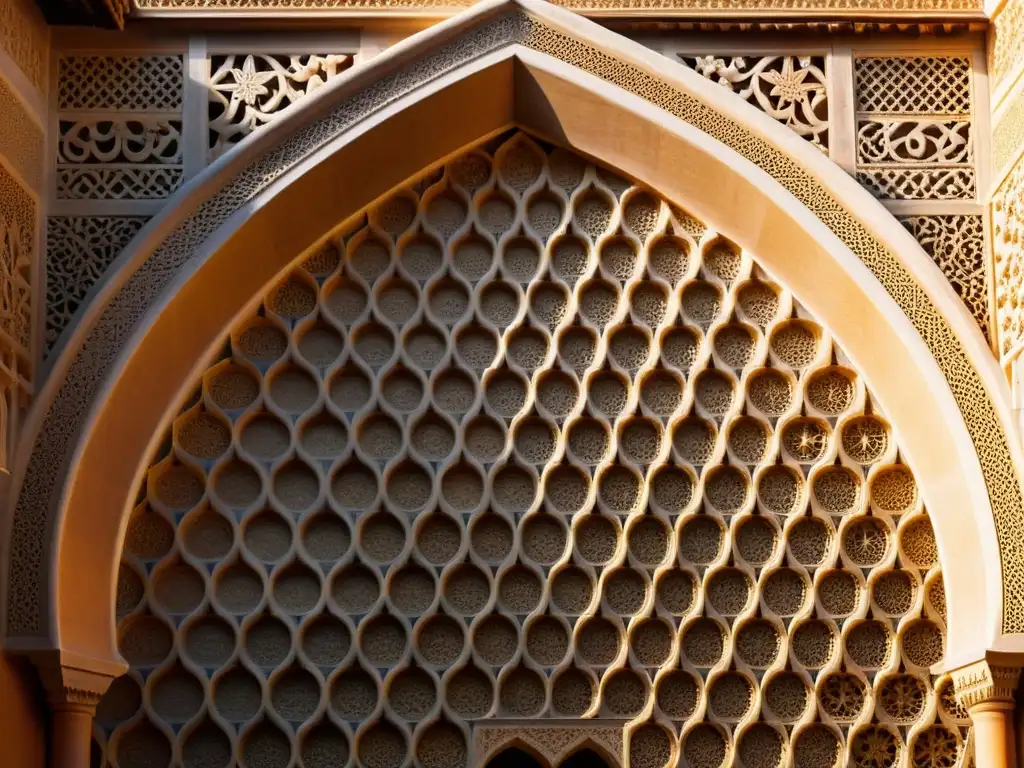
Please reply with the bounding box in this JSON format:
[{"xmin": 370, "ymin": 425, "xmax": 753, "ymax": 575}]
[
  {"xmin": 678, "ymin": 54, "xmax": 827, "ymax": 150},
  {"xmin": 58, "ymin": 119, "xmax": 182, "ymax": 165},
  {"xmin": 857, "ymin": 120, "xmax": 971, "ymax": 165},
  {"xmin": 208, "ymin": 54, "xmax": 354, "ymax": 158},
  {"xmin": 56, "ymin": 120, "xmax": 184, "ymax": 200}
]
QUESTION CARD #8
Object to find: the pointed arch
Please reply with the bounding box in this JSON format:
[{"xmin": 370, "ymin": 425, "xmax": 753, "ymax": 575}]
[{"xmin": 1, "ymin": 0, "xmax": 1017, "ymax": 681}]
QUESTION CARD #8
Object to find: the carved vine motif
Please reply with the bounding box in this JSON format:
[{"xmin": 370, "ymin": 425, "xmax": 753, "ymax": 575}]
[
  {"xmin": 678, "ymin": 55, "xmax": 828, "ymax": 150},
  {"xmin": 56, "ymin": 119, "xmax": 184, "ymax": 200},
  {"xmin": 208, "ymin": 54, "xmax": 354, "ymax": 158},
  {"xmin": 993, "ymin": 155, "xmax": 1024, "ymax": 359},
  {"xmin": 0, "ymin": 216, "xmax": 31, "ymax": 357}
]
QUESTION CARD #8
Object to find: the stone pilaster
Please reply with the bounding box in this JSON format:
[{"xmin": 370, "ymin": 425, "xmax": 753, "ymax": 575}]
[
  {"xmin": 28, "ymin": 650, "xmax": 125, "ymax": 768},
  {"xmin": 952, "ymin": 659, "xmax": 1022, "ymax": 768}
]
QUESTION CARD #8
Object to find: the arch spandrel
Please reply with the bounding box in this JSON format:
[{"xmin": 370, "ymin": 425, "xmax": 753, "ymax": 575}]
[
  {"xmin": 1, "ymin": 0, "xmax": 1016, "ymax": 740},
  {"xmin": 93, "ymin": 130, "xmax": 969, "ymax": 768}
]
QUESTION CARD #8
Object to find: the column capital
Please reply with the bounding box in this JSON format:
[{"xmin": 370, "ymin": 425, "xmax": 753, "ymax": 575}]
[
  {"xmin": 27, "ymin": 649, "xmax": 125, "ymax": 713},
  {"xmin": 951, "ymin": 658, "xmax": 1022, "ymax": 711}
]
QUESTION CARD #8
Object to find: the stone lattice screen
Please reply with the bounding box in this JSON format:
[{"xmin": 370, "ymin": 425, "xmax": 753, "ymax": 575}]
[{"xmin": 97, "ymin": 133, "xmax": 965, "ymax": 768}]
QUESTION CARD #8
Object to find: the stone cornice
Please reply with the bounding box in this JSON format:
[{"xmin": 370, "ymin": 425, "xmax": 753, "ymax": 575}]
[{"xmin": 952, "ymin": 658, "xmax": 1023, "ymax": 710}]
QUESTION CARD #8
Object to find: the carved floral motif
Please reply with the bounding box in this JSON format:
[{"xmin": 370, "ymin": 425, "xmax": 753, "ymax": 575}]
[
  {"xmin": 208, "ymin": 54, "xmax": 353, "ymax": 157},
  {"xmin": 679, "ymin": 54, "xmax": 828, "ymax": 149}
]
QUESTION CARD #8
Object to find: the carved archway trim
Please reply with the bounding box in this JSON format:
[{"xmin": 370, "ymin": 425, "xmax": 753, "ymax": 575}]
[{"xmin": 2, "ymin": 0, "xmax": 1018, "ymax": 672}]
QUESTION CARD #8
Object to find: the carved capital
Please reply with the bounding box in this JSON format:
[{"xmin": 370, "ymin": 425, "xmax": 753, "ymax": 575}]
[
  {"xmin": 27, "ymin": 649, "xmax": 126, "ymax": 714},
  {"xmin": 951, "ymin": 659, "xmax": 1022, "ymax": 711}
]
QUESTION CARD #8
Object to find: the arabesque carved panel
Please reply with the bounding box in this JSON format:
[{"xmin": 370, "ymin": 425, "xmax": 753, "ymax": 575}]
[
  {"xmin": 93, "ymin": 133, "xmax": 967, "ymax": 768},
  {"xmin": 208, "ymin": 54, "xmax": 354, "ymax": 159},
  {"xmin": 899, "ymin": 215, "xmax": 988, "ymax": 344},
  {"xmin": 677, "ymin": 55, "xmax": 828, "ymax": 151},
  {"xmin": 854, "ymin": 57, "xmax": 975, "ymax": 201},
  {"xmin": 45, "ymin": 217, "xmax": 149, "ymax": 352}
]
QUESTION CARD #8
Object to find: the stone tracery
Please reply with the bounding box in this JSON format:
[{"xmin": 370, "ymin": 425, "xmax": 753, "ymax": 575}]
[{"xmin": 95, "ymin": 132, "xmax": 965, "ymax": 768}]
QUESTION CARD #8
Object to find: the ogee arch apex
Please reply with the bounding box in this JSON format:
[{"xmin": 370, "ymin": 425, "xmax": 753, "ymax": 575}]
[
  {"xmin": 101, "ymin": 131, "xmax": 967, "ymax": 768},
  {"xmin": 1, "ymin": 0, "xmax": 1014, "ymax": 703}
]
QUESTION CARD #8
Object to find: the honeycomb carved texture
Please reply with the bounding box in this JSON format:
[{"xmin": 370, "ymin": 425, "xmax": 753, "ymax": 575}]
[{"xmin": 99, "ymin": 133, "xmax": 967, "ymax": 768}]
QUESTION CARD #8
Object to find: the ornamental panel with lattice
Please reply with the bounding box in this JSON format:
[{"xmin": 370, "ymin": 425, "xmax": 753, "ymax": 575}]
[
  {"xmin": 207, "ymin": 54, "xmax": 354, "ymax": 160},
  {"xmin": 93, "ymin": 133, "xmax": 967, "ymax": 768},
  {"xmin": 58, "ymin": 56, "xmax": 184, "ymax": 112},
  {"xmin": 676, "ymin": 55, "xmax": 828, "ymax": 151},
  {"xmin": 56, "ymin": 119, "xmax": 183, "ymax": 200},
  {"xmin": 55, "ymin": 56, "xmax": 186, "ymax": 203},
  {"xmin": 853, "ymin": 57, "xmax": 975, "ymax": 201}
]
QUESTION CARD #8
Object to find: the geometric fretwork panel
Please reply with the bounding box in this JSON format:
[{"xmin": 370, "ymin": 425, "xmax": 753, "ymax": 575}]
[
  {"xmin": 854, "ymin": 57, "xmax": 975, "ymax": 201},
  {"xmin": 98, "ymin": 132, "xmax": 967, "ymax": 768}
]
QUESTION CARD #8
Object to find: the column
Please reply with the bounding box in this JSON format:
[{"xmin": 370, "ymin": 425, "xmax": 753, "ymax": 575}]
[
  {"xmin": 29, "ymin": 650, "xmax": 123, "ymax": 768},
  {"xmin": 953, "ymin": 659, "xmax": 1022, "ymax": 768}
]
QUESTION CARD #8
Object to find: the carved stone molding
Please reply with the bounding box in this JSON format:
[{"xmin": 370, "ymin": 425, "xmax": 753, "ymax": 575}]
[
  {"xmin": 28, "ymin": 649, "xmax": 124, "ymax": 711},
  {"xmin": 130, "ymin": 0, "xmax": 986, "ymax": 14},
  {"xmin": 951, "ymin": 659, "xmax": 1021, "ymax": 711}
]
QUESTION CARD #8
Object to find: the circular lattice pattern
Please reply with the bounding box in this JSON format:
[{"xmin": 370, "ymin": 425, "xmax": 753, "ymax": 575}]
[{"xmin": 100, "ymin": 133, "xmax": 958, "ymax": 768}]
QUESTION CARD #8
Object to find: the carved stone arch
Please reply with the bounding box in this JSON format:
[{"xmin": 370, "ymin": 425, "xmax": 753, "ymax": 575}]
[{"xmin": 1, "ymin": 0, "xmax": 1018, "ymax": 723}]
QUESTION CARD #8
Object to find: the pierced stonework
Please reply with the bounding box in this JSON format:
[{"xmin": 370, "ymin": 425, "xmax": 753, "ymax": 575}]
[
  {"xmin": 94, "ymin": 133, "xmax": 964, "ymax": 767},
  {"xmin": 57, "ymin": 119, "xmax": 183, "ymax": 200},
  {"xmin": 208, "ymin": 54, "xmax": 354, "ymax": 159},
  {"xmin": 678, "ymin": 55, "xmax": 828, "ymax": 150},
  {"xmin": 854, "ymin": 57, "xmax": 975, "ymax": 201}
]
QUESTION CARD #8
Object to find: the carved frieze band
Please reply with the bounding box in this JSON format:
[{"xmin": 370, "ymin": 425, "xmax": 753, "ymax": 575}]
[
  {"xmin": 951, "ymin": 660, "xmax": 1021, "ymax": 710},
  {"xmin": 130, "ymin": 0, "xmax": 985, "ymax": 12}
]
